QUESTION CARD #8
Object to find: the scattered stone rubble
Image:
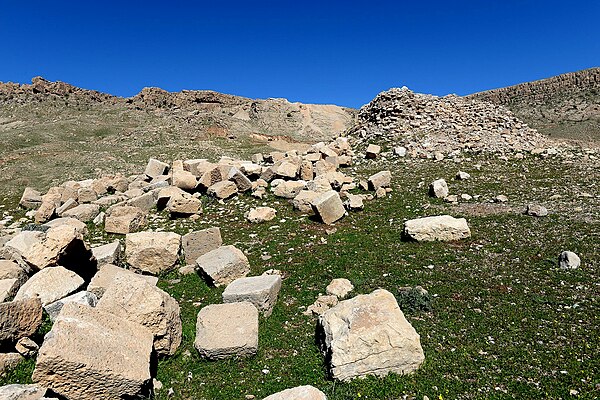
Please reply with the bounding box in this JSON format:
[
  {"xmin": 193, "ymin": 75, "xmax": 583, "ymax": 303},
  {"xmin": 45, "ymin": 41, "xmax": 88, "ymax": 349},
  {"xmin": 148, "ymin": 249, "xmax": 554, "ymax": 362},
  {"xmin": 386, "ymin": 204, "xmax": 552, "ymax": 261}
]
[
  {"xmin": 1, "ymin": 83, "xmax": 593, "ymax": 398},
  {"xmin": 348, "ymin": 86, "xmax": 550, "ymax": 156}
]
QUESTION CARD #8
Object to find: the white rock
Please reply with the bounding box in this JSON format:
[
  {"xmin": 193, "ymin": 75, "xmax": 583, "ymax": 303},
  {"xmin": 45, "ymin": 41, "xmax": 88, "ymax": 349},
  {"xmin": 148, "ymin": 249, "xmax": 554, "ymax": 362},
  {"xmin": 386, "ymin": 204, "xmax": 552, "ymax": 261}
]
[
  {"xmin": 194, "ymin": 302, "xmax": 258, "ymax": 359},
  {"xmin": 558, "ymin": 251, "xmax": 580, "ymax": 269},
  {"xmin": 368, "ymin": 171, "xmax": 391, "ymax": 191},
  {"xmin": 181, "ymin": 228, "xmax": 223, "ymax": 265},
  {"xmin": 32, "ymin": 303, "xmax": 154, "ymax": 399},
  {"xmin": 14, "ymin": 266, "xmax": 84, "ymax": 306},
  {"xmin": 125, "ymin": 231, "xmax": 181, "ymax": 275},
  {"xmin": 304, "ymin": 295, "xmax": 338, "ymax": 316},
  {"xmin": 62, "ymin": 204, "xmax": 100, "ymax": 222},
  {"xmin": 247, "ymin": 207, "xmax": 277, "ymax": 223},
  {"xmin": 196, "ymin": 245, "xmax": 250, "ymax": 287},
  {"xmin": 273, "ymin": 181, "xmax": 306, "ymax": 199},
  {"xmin": 345, "ymin": 194, "xmax": 364, "ymax": 210},
  {"xmin": 317, "ymin": 289, "xmax": 424, "ymax": 381},
  {"xmin": 262, "ymin": 385, "xmax": 327, "ymax": 400},
  {"xmin": 144, "ymin": 158, "xmax": 169, "ymax": 179},
  {"xmin": 292, "ymin": 190, "xmax": 319, "ymax": 213},
  {"xmin": 207, "ymin": 181, "xmax": 238, "ymax": 199},
  {"xmin": 0, "ymin": 298, "xmax": 43, "ymax": 347},
  {"xmin": 326, "ymin": 278, "xmax": 354, "ymax": 298},
  {"xmin": 87, "ymin": 263, "xmax": 158, "ymax": 298},
  {"xmin": 97, "ymin": 276, "xmax": 182, "ymax": 356},
  {"xmin": 19, "ymin": 187, "xmax": 43, "ymax": 209},
  {"xmin": 394, "ymin": 147, "xmax": 407, "ymax": 157},
  {"xmin": 365, "ymin": 144, "xmax": 381, "ymax": 159},
  {"xmin": 429, "ymin": 179, "xmax": 449, "ymax": 198},
  {"xmin": 104, "ymin": 205, "xmax": 146, "ymax": 234},
  {"xmin": 222, "ymin": 275, "xmax": 282, "ymax": 316},
  {"xmin": 311, "ymin": 191, "xmax": 345, "ymax": 225},
  {"xmin": 525, "ymin": 204, "xmax": 548, "ymax": 217},
  {"xmin": 455, "ymin": 171, "xmax": 471, "ymax": 180},
  {"xmin": 91, "ymin": 240, "xmax": 121, "ymax": 266},
  {"xmin": 0, "ymin": 384, "xmax": 47, "ymax": 399},
  {"xmin": 15, "ymin": 337, "xmax": 39, "ymax": 358},
  {"xmin": 403, "ymin": 215, "xmax": 471, "ymax": 242}
]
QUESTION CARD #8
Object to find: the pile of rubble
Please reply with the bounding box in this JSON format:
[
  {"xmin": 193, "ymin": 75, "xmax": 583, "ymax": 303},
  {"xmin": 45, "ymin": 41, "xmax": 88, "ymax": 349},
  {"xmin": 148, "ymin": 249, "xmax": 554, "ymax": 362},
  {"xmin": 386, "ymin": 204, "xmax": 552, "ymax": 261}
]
[
  {"xmin": 17, "ymin": 137, "xmax": 392, "ymax": 234},
  {"xmin": 347, "ymin": 87, "xmax": 550, "ymax": 157},
  {"xmin": 0, "ymin": 137, "xmax": 400, "ymax": 398}
]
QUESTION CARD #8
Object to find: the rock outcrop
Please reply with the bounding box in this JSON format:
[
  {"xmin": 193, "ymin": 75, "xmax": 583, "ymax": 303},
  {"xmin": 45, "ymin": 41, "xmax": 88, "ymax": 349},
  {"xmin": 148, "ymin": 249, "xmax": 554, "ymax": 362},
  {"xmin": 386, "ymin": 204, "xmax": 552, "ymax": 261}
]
[{"xmin": 469, "ymin": 67, "xmax": 600, "ymax": 139}]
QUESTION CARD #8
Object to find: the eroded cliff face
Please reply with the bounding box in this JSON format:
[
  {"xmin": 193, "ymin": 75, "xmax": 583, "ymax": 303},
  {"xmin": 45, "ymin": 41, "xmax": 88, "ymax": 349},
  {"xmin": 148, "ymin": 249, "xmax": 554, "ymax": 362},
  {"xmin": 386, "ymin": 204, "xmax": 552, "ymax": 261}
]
[{"xmin": 469, "ymin": 68, "xmax": 600, "ymax": 140}]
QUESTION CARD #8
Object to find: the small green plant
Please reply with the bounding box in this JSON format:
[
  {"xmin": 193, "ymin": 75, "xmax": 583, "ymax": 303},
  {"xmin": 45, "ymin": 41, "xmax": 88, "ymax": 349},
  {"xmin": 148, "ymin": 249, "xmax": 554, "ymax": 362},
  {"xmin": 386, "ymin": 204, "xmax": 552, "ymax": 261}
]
[{"xmin": 396, "ymin": 286, "xmax": 432, "ymax": 314}]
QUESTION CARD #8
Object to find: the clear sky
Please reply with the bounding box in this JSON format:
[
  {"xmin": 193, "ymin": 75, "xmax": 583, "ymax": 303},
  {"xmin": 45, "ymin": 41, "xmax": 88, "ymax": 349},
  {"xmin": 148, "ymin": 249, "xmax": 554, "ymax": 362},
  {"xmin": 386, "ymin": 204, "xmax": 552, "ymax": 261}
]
[{"xmin": 1, "ymin": 0, "xmax": 598, "ymax": 108}]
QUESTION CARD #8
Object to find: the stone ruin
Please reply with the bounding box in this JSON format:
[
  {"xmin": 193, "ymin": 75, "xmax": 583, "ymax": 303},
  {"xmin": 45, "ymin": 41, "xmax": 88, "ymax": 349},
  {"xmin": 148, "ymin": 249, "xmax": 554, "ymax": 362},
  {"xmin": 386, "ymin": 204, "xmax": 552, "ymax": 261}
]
[{"xmin": 348, "ymin": 86, "xmax": 550, "ymax": 157}]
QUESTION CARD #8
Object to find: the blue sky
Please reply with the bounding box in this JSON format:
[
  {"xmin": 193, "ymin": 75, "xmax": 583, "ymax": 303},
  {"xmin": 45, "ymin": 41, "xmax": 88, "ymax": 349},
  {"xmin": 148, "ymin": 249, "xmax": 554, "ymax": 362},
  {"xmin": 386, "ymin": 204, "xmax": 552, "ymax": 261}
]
[{"xmin": 1, "ymin": 1, "xmax": 598, "ymax": 108}]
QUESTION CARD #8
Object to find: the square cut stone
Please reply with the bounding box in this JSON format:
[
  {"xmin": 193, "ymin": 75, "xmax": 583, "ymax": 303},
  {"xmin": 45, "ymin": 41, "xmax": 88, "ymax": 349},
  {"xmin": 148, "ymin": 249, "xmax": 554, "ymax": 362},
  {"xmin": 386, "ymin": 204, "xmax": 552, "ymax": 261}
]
[
  {"xmin": 125, "ymin": 231, "xmax": 181, "ymax": 275},
  {"xmin": 196, "ymin": 245, "xmax": 249, "ymax": 287},
  {"xmin": 194, "ymin": 302, "xmax": 258, "ymax": 360},
  {"xmin": 222, "ymin": 275, "xmax": 282, "ymax": 316},
  {"xmin": 181, "ymin": 227, "xmax": 222, "ymax": 265},
  {"xmin": 32, "ymin": 303, "xmax": 154, "ymax": 399},
  {"xmin": 311, "ymin": 190, "xmax": 345, "ymax": 225}
]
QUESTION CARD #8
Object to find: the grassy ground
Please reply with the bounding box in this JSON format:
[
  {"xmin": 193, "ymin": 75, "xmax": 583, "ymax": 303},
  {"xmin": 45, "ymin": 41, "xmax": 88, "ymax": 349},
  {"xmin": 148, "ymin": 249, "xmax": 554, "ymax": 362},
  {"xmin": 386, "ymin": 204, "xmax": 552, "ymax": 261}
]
[{"xmin": 1, "ymin": 153, "xmax": 599, "ymax": 399}]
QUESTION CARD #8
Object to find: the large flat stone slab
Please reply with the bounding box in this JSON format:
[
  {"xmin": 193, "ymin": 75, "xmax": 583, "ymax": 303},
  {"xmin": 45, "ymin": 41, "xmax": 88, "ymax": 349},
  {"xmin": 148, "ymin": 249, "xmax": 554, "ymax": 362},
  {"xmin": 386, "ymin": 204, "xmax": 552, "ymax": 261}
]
[
  {"xmin": 14, "ymin": 266, "xmax": 84, "ymax": 307},
  {"xmin": 402, "ymin": 215, "xmax": 471, "ymax": 242},
  {"xmin": 317, "ymin": 289, "xmax": 424, "ymax": 381},
  {"xmin": 32, "ymin": 303, "xmax": 154, "ymax": 400},
  {"xmin": 194, "ymin": 302, "xmax": 258, "ymax": 360},
  {"xmin": 87, "ymin": 263, "xmax": 158, "ymax": 298}
]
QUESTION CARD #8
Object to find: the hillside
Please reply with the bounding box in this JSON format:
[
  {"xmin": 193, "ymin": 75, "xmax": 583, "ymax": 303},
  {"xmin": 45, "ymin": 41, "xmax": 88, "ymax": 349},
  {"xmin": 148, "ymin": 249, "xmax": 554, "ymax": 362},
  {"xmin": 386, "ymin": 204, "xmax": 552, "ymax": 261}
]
[
  {"xmin": 469, "ymin": 68, "xmax": 600, "ymax": 141},
  {"xmin": 0, "ymin": 76, "xmax": 599, "ymax": 400},
  {"xmin": 0, "ymin": 77, "xmax": 355, "ymax": 202}
]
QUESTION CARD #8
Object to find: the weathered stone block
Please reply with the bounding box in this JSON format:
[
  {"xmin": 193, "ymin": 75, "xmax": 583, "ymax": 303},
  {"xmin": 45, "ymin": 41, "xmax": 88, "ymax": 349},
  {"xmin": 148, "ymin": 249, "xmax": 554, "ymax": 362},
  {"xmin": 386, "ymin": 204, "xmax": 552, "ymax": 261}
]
[{"xmin": 194, "ymin": 302, "xmax": 258, "ymax": 360}]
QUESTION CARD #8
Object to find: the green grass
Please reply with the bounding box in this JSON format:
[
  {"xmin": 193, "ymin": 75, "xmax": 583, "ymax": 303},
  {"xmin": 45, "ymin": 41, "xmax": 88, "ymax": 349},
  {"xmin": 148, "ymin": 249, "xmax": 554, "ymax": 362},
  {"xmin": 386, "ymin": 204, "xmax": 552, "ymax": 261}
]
[{"xmin": 1, "ymin": 154, "xmax": 599, "ymax": 399}]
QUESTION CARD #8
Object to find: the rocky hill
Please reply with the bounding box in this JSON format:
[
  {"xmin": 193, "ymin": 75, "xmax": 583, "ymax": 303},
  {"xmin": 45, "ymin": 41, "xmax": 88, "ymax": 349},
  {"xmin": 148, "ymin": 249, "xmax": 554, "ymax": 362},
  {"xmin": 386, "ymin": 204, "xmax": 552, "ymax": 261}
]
[
  {"xmin": 468, "ymin": 67, "xmax": 600, "ymax": 140},
  {"xmin": 0, "ymin": 77, "xmax": 355, "ymax": 202},
  {"xmin": 0, "ymin": 77, "xmax": 355, "ymax": 143}
]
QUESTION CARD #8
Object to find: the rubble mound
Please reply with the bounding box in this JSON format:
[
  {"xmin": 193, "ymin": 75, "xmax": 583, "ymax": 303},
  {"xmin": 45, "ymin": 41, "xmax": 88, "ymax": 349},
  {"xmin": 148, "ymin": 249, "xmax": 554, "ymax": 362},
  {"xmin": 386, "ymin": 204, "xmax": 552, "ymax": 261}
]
[{"xmin": 348, "ymin": 87, "xmax": 550, "ymax": 155}]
